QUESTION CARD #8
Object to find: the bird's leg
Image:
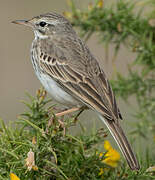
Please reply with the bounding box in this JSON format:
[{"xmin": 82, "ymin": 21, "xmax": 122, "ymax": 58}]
[
  {"xmin": 46, "ymin": 107, "xmax": 81, "ymax": 133},
  {"xmin": 57, "ymin": 106, "xmax": 88, "ymax": 135},
  {"xmin": 55, "ymin": 107, "xmax": 80, "ymax": 117},
  {"xmin": 74, "ymin": 106, "xmax": 88, "ymax": 123}
]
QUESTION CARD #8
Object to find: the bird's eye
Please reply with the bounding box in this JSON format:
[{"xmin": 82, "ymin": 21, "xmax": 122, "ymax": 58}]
[{"xmin": 39, "ymin": 21, "xmax": 47, "ymax": 27}]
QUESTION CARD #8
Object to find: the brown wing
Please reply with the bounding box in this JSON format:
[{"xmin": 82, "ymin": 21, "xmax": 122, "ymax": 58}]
[{"xmin": 39, "ymin": 49, "xmax": 122, "ymax": 121}]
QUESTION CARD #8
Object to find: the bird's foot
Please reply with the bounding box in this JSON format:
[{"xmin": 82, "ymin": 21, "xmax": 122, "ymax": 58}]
[
  {"xmin": 73, "ymin": 106, "xmax": 88, "ymax": 123},
  {"xmin": 46, "ymin": 107, "xmax": 82, "ymax": 134}
]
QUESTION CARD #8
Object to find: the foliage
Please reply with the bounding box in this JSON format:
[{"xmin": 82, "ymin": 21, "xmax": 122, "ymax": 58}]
[{"xmin": 0, "ymin": 88, "xmax": 154, "ymax": 179}]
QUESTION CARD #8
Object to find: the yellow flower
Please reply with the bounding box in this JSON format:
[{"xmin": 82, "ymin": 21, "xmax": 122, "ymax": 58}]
[
  {"xmin": 98, "ymin": 168, "xmax": 104, "ymax": 176},
  {"xmin": 102, "ymin": 140, "xmax": 120, "ymax": 167},
  {"xmin": 99, "ymin": 152, "xmax": 103, "ymax": 158},
  {"xmin": 104, "ymin": 140, "xmax": 111, "ymax": 151},
  {"xmin": 10, "ymin": 173, "xmax": 20, "ymax": 180},
  {"xmin": 32, "ymin": 136, "xmax": 36, "ymax": 145},
  {"xmin": 97, "ymin": 0, "xmax": 104, "ymax": 8},
  {"xmin": 63, "ymin": 11, "xmax": 72, "ymax": 19},
  {"xmin": 88, "ymin": 3, "xmax": 93, "ymax": 11},
  {"xmin": 32, "ymin": 165, "xmax": 38, "ymax": 171}
]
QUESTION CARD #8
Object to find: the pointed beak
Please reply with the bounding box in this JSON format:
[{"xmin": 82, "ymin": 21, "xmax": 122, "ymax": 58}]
[{"xmin": 12, "ymin": 20, "xmax": 32, "ymax": 27}]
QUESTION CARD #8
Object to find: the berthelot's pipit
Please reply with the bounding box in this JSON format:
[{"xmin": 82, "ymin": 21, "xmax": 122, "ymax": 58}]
[{"xmin": 12, "ymin": 13, "xmax": 140, "ymax": 170}]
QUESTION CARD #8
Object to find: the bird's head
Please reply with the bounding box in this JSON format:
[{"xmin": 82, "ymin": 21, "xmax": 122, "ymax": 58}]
[{"xmin": 12, "ymin": 13, "xmax": 75, "ymax": 39}]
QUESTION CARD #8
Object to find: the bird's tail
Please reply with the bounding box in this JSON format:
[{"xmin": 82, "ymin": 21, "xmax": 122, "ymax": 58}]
[{"xmin": 99, "ymin": 115, "xmax": 140, "ymax": 170}]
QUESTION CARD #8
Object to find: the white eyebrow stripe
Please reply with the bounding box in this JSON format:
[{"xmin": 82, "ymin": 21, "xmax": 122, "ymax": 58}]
[
  {"xmin": 39, "ymin": 18, "xmax": 59, "ymax": 26},
  {"xmin": 48, "ymin": 20, "xmax": 59, "ymax": 25}
]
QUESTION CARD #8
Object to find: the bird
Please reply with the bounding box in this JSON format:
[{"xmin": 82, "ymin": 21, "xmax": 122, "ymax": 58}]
[{"xmin": 12, "ymin": 13, "xmax": 140, "ymax": 170}]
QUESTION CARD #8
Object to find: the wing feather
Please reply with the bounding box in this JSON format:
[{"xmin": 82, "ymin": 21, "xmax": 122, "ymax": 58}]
[{"xmin": 39, "ymin": 54, "xmax": 120, "ymax": 120}]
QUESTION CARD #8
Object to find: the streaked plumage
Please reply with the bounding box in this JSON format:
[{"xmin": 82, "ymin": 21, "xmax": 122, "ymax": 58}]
[{"xmin": 12, "ymin": 13, "xmax": 140, "ymax": 170}]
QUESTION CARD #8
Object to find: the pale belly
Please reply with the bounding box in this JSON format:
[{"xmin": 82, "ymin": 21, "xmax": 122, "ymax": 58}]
[{"xmin": 38, "ymin": 73, "xmax": 81, "ymax": 107}]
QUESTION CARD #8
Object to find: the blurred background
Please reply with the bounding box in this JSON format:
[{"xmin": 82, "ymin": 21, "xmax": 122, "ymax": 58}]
[{"xmin": 1, "ymin": 0, "xmax": 135, "ymax": 129}]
